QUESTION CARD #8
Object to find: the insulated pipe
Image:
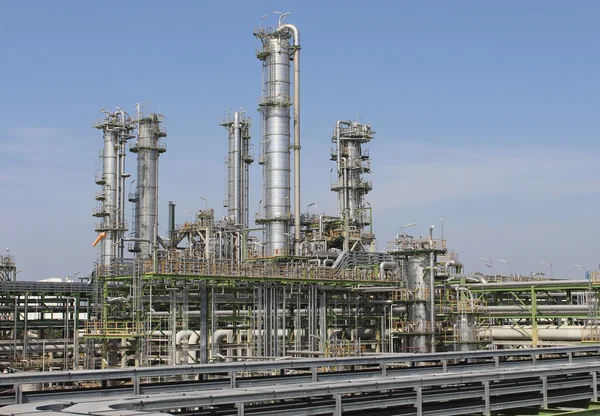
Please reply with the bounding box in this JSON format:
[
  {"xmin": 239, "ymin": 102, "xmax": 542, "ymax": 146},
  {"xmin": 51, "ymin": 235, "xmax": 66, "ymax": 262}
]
[
  {"xmin": 458, "ymin": 279, "xmax": 591, "ymax": 290},
  {"xmin": 379, "ymin": 262, "xmax": 399, "ymax": 281},
  {"xmin": 114, "ymin": 109, "xmax": 127, "ymax": 259},
  {"xmin": 188, "ymin": 331, "xmax": 201, "ymax": 363},
  {"xmin": 168, "ymin": 201, "xmax": 175, "ymax": 248},
  {"xmin": 278, "ymin": 23, "xmax": 301, "ymax": 256},
  {"xmin": 446, "ymin": 274, "xmax": 488, "ymax": 284},
  {"xmin": 233, "ymin": 112, "xmax": 241, "ymax": 225},
  {"xmin": 174, "ymin": 330, "xmax": 194, "ymax": 364},
  {"xmin": 481, "ymin": 326, "xmax": 588, "ymax": 341},
  {"xmin": 319, "ymin": 215, "xmax": 340, "ymax": 239},
  {"xmin": 429, "ymin": 238, "xmax": 435, "ymax": 353},
  {"xmin": 486, "ymin": 305, "xmax": 590, "ymax": 313}
]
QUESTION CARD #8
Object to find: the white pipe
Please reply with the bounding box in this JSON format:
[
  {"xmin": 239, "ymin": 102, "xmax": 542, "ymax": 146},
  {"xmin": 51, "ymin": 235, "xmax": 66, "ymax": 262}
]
[
  {"xmin": 319, "ymin": 215, "xmax": 339, "ymax": 239},
  {"xmin": 486, "ymin": 305, "xmax": 590, "ymax": 313},
  {"xmin": 278, "ymin": 23, "xmax": 301, "ymax": 255},
  {"xmin": 211, "ymin": 329, "xmax": 234, "ymax": 346},
  {"xmin": 174, "ymin": 330, "xmax": 194, "ymax": 364},
  {"xmin": 481, "ymin": 326, "xmax": 588, "ymax": 341},
  {"xmin": 379, "ymin": 261, "xmax": 399, "ymax": 281},
  {"xmin": 351, "ymin": 328, "xmax": 376, "ymax": 341}
]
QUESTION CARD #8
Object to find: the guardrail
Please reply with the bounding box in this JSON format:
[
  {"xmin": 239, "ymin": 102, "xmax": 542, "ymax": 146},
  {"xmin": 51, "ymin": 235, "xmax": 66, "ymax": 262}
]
[
  {"xmin": 1, "ymin": 345, "xmax": 599, "ymax": 405},
  {"xmin": 83, "ymin": 321, "xmax": 140, "ymax": 337}
]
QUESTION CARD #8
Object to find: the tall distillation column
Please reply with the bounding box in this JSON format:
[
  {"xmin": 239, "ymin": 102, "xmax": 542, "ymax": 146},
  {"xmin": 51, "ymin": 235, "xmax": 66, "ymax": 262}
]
[
  {"xmin": 406, "ymin": 256, "xmax": 431, "ymax": 353},
  {"xmin": 130, "ymin": 113, "xmax": 166, "ymax": 257},
  {"xmin": 221, "ymin": 111, "xmax": 253, "ymax": 227},
  {"xmin": 94, "ymin": 111, "xmax": 132, "ymax": 266},
  {"xmin": 241, "ymin": 115, "xmax": 253, "ymax": 229},
  {"xmin": 331, "ymin": 121, "xmax": 374, "ymax": 251},
  {"xmin": 255, "ymin": 18, "xmax": 300, "ymax": 256}
]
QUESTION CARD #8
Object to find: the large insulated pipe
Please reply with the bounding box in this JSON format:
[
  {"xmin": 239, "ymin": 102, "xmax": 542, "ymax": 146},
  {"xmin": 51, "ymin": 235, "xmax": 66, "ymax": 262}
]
[
  {"xmin": 168, "ymin": 201, "xmax": 176, "ymax": 248},
  {"xmin": 278, "ymin": 24, "xmax": 301, "ymax": 256},
  {"xmin": 429, "ymin": 225, "xmax": 435, "ymax": 353},
  {"xmin": 486, "ymin": 305, "xmax": 590, "ymax": 314},
  {"xmin": 458, "ymin": 280, "xmax": 591, "ymax": 290},
  {"xmin": 481, "ymin": 326, "xmax": 588, "ymax": 341},
  {"xmin": 226, "ymin": 119, "xmax": 234, "ymax": 216},
  {"xmin": 233, "ymin": 111, "xmax": 241, "ymax": 224}
]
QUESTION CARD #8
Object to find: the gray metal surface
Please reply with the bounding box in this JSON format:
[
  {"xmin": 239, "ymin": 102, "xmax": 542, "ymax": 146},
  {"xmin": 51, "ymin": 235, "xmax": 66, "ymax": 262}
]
[
  {"xmin": 233, "ymin": 111, "xmax": 241, "ymax": 225},
  {"xmin": 331, "ymin": 121, "xmax": 374, "ymax": 229},
  {"xmin": 0, "ymin": 281, "xmax": 96, "ymax": 296},
  {"xmin": 256, "ymin": 27, "xmax": 292, "ymax": 256},
  {"xmin": 407, "ymin": 256, "xmax": 429, "ymax": 352},
  {"xmin": 101, "ymin": 128, "xmax": 118, "ymax": 265},
  {"xmin": 4, "ymin": 359, "xmax": 599, "ymax": 416},
  {"xmin": 4, "ymin": 352, "xmax": 597, "ymax": 406},
  {"xmin": 131, "ymin": 113, "xmax": 166, "ymax": 257},
  {"xmin": 0, "ymin": 345, "xmax": 595, "ymax": 386}
]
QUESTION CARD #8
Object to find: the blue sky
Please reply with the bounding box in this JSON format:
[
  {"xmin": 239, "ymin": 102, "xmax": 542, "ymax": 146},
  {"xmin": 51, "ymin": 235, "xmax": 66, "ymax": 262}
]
[{"xmin": 0, "ymin": 1, "xmax": 599, "ymax": 280}]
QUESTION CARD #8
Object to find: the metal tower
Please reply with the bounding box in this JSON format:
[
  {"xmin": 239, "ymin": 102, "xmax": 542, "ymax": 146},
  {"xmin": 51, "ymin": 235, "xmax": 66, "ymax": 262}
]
[
  {"xmin": 130, "ymin": 113, "xmax": 167, "ymax": 258},
  {"xmin": 331, "ymin": 120, "xmax": 374, "ymax": 250},
  {"xmin": 93, "ymin": 111, "xmax": 133, "ymax": 266},
  {"xmin": 254, "ymin": 16, "xmax": 300, "ymax": 256},
  {"xmin": 220, "ymin": 111, "xmax": 253, "ymax": 227}
]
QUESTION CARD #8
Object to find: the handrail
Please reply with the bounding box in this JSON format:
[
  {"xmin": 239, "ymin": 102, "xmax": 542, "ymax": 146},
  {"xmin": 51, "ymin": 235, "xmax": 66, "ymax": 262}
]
[{"xmin": 1, "ymin": 345, "xmax": 598, "ymax": 386}]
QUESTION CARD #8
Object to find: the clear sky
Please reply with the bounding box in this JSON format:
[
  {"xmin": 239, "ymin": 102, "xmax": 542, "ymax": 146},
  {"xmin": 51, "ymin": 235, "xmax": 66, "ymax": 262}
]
[{"xmin": 1, "ymin": 1, "xmax": 599, "ymax": 280}]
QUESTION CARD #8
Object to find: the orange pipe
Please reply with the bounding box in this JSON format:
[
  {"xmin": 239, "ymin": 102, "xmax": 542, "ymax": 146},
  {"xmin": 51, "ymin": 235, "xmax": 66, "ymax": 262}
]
[{"xmin": 92, "ymin": 232, "xmax": 107, "ymax": 247}]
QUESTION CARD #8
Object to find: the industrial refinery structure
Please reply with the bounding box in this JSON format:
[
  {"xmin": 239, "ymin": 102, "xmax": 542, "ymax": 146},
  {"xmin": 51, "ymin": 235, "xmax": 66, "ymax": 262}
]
[{"xmin": 1, "ymin": 13, "xmax": 600, "ymax": 415}]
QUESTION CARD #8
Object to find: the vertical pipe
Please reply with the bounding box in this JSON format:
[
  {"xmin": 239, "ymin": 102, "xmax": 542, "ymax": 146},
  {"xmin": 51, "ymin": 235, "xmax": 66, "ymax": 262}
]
[
  {"xmin": 233, "ymin": 112, "xmax": 241, "ymax": 225},
  {"xmin": 199, "ymin": 283, "xmax": 208, "ymax": 364},
  {"xmin": 429, "ymin": 250, "xmax": 435, "ymax": 353},
  {"xmin": 241, "ymin": 119, "xmax": 251, "ymax": 229},
  {"xmin": 114, "ymin": 110, "xmax": 127, "ymax": 260},
  {"xmin": 168, "ymin": 201, "xmax": 176, "ymax": 249},
  {"xmin": 227, "ymin": 120, "xmax": 235, "ymax": 218},
  {"xmin": 276, "ymin": 24, "xmax": 301, "ymax": 255},
  {"xmin": 288, "ymin": 27, "xmax": 302, "ymax": 256}
]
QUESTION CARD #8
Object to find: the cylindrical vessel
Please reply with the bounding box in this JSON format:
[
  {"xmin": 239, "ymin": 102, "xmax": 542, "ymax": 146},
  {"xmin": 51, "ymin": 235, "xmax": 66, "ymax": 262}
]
[
  {"xmin": 455, "ymin": 315, "xmax": 478, "ymax": 351},
  {"xmin": 332, "ymin": 122, "xmax": 374, "ymax": 230},
  {"xmin": 101, "ymin": 129, "xmax": 118, "ymax": 265},
  {"xmin": 407, "ymin": 256, "xmax": 430, "ymax": 353},
  {"xmin": 256, "ymin": 30, "xmax": 292, "ymax": 255},
  {"xmin": 241, "ymin": 120, "xmax": 251, "ymax": 229},
  {"xmin": 132, "ymin": 113, "xmax": 166, "ymax": 257},
  {"xmin": 233, "ymin": 112, "xmax": 241, "ymax": 224}
]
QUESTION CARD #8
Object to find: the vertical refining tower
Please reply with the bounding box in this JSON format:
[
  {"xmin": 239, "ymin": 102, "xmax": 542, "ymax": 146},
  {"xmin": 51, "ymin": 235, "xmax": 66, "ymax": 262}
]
[
  {"xmin": 254, "ymin": 15, "xmax": 300, "ymax": 256},
  {"xmin": 221, "ymin": 111, "xmax": 253, "ymax": 227},
  {"xmin": 130, "ymin": 113, "xmax": 167, "ymax": 258},
  {"xmin": 93, "ymin": 111, "xmax": 133, "ymax": 266},
  {"xmin": 331, "ymin": 121, "xmax": 374, "ymax": 251}
]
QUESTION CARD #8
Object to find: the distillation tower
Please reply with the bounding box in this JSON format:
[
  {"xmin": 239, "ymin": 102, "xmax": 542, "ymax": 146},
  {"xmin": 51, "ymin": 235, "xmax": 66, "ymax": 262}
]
[
  {"xmin": 221, "ymin": 111, "xmax": 253, "ymax": 228},
  {"xmin": 254, "ymin": 18, "xmax": 300, "ymax": 256},
  {"xmin": 93, "ymin": 111, "xmax": 133, "ymax": 266},
  {"xmin": 130, "ymin": 113, "xmax": 167, "ymax": 258},
  {"xmin": 331, "ymin": 121, "xmax": 375, "ymax": 251}
]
